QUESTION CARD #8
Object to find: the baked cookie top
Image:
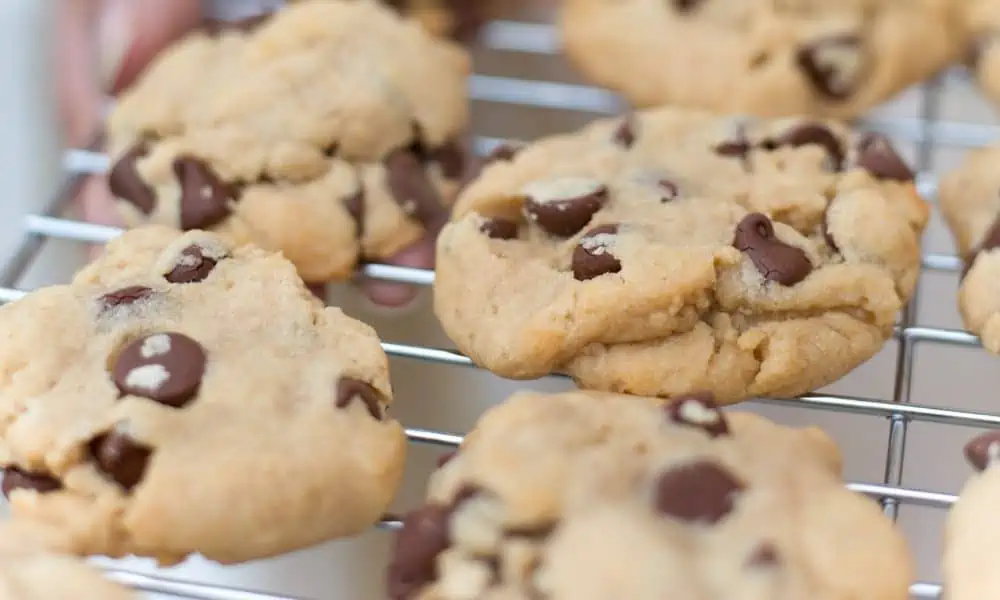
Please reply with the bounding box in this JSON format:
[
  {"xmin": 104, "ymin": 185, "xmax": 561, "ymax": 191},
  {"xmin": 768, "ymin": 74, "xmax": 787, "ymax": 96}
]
[
  {"xmin": 938, "ymin": 148, "xmax": 1000, "ymax": 352},
  {"xmin": 106, "ymin": 0, "xmax": 471, "ymax": 282},
  {"xmin": 387, "ymin": 389, "xmax": 915, "ymax": 600},
  {"xmin": 434, "ymin": 108, "xmax": 927, "ymax": 404},
  {"xmin": 0, "ymin": 226, "xmax": 405, "ymax": 565},
  {"xmin": 962, "ymin": 0, "xmax": 1000, "ymax": 106},
  {"xmin": 559, "ymin": 0, "xmax": 962, "ymax": 120}
]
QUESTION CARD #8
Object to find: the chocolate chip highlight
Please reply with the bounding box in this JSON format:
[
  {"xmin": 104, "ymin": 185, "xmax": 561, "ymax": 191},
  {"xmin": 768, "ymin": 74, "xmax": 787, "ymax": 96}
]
[
  {"xmin": 855, "ymin": 133, "xmax": 914, "ymax": 182},
  {"xmin": 164, "ymin": 244, "xmax": 221, "ymax": 284},
  {"xmin": 89, "ymin": 432, "xmax": 152, "ymax": 491},
  {"xmin": 572, "ymin": 224, "xmax": 622, "ymax": 281},
  {"xmin": 796, "ymin": 34, "xmax": 865, "ymax": 100},
  {"xmin": 1, "ymin": 466, "xmax": 61, "ymax": 499},
  {"xmin": 112, "ymin": 332, "xmax": 207, "ymax": 408},
  {"xmin": 336, "ymin": 378, "xmax": 385, "ymax": 420},
  {"xmin": 523, "ymin": 177, "xmax": 608, "ymax": 237},
  {"xmin": 109, "ymin": 142, "xmax": 157, "ymax": 214},
  {"xmin": 654, "ymin": 461, "xmax": 744, "ymax": 524},
  {"xmin": 173, "ymin": 156, "xmax": 234, "ymax": 230},
  {"xmin": 733, "ymin": 213, "xmax": 813, "ymax": 286},
  {"xmin": 665, "ymin": 392, "xmax": 729, "ymax": 438},
  {"xmin": 964, "ymin": 431, "xmax": 1000, "ymax": 472}
]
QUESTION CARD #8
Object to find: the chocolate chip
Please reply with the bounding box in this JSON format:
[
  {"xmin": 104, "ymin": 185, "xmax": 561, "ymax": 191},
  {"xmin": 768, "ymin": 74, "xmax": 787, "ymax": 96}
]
[
  {"xmin": 733, "ymin": 213, "xmax": 812, "ymax": 286},
  {"xmin": 715, "ymin": 138, "xmax": 752, "ymax": 160},
  {"xmin": 480, "ymin": 218, "xmax": 519, "ymax": 240},
  {"xmin": 164, "ymin": 244, "xmax": 220, "ymax": 284},
  {"xmin": 766, "ymin": 123, "xmax": 844, "ymax": 171},
  {"xmin": 653, "ymin": 461, "xmax": 744, "ymax": 524},
  {"xmin": 99, "ymin": 286, "xmax": 154, "ymax": 310},
  {"xmin": 855, "ymin": 133, "xmax": 914, "ymax": 182},
  {"xmin": 665, "ymin": 393, "xmax": 728, "ymax": 438},
  {"xmin": 202, "ymin": 12, "xmax": 272, "ymax": 35},
  {"xmin": 385, "ymin": 149, "xmax": 445, "ymax": 229},
  {"xmin": 506, "ymin": 522, "xmax": 556, "ymax": 541},
  {"xmin": 964, "ymin": 431, "xmax": 1000, "ymax": 472},
  {"xmin": 821, "ymin": 205, "xmax": 839, "ymax": 253},
  {"xmin": 336, "ymin": 378, "xmax": 384, "ymax": 420},
  {"xmin": 747, "ymin": 544, "xmax": 780, "ymax": 567},
  {"xmin": 173, "ymin": 156, "xmax": 234, "ymax": 230},
  {"xmin": 1, "ymin": 467, "xmax": 61, "ymax": 499},
  {"xmin": 431, "ymin": 141, "xmax": 465, "ymax": 180},
  {"xmin": 112, "ymin": 332, "xmax": 207, "ymax": 408},
  {"xmin": 88, "ymin": 432, "xmax": 152, "ymax": 491},
  {"xmin": 387, "ymin": 504, "xmax": 452, "ymax": 600},
  {"xmin": 796, "ymin": 34, "xmax": 865, "ymax": 100},
  {"xmin": 109, "ymin": 142, "xmax": 156, "ymax": 214},
  {"xmin": 343, "ymin": 187, "xmax": 366, "ymax": 239},
  {"xmin": 436, "ymin": 451, "xmax": 458, "ymax": 468},
  {"xmin": 572, "ymin": 224, "xmax": 622, "ymax": 281},
  {"xmin": 613, "ymin": 117, "xmax": 636, "ymax": 148},
  {"xmin": 672, "ymin": 0, "xmax": 703, "ymax": 11},
  {"xmin": 658, "ymin": 179, "xmax": 679, "ymax": 202},
  {"xmin": 523, "ymin": 178, "xmax": 608, "ymax": 237}
]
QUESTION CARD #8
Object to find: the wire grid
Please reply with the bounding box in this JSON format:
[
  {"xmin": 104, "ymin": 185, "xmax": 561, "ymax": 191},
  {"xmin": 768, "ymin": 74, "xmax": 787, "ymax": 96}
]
[{"xmin": 4, "ymin": 18, "xmax": 995, "ymax": 600}]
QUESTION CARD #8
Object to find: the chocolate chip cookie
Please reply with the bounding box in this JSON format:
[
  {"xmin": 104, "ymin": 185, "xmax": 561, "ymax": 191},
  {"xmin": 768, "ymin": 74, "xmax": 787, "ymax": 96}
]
[
  {"xmin": 387, "ymin": 389, "xmax": 915, "ymax": 600},
  {"xmin": 0, "ymin": 226, "xmax": 406, "ymax": 564},
  {"xmin": 944, "ymin": 430, "xmax": 1000, "ymax": 600},
  {"xmin": 961, "ymin": 0, "xmax": 1000, "ymax": 105},
  {"xmin": 937, "ymin": 149, "xmax": 1000, "ymax": 352},
  {"xmin": 106, "ymin": 0, "xmax": 470, "ymax": 284},
  {"xmin": 435, "ymin": 108, "xmax": 927, "ymax": 404},
  {"xmin": 559, "ymin": 0, "xmax": 962, "ymax": 120}
]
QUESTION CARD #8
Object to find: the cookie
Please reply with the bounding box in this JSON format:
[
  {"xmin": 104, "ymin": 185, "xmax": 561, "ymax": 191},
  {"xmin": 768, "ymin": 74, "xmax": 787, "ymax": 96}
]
[
  {"xmin": 943, "ymin": 430, "xmax": 1000, "ymax": 600},
  {"xmin": 434, "ymin": 108, "xmax": 928, "ymax": 404},
  {"xmin": 0, "ymin": 521, "xmax": 135, "ymax": 600},
  {"xmin": 961, "ymin": 0, "xmax": 1000, "ymax": 105},
  {"xmin": 0, "ymin": 226, "xmax": 406, "ymax": 564},
  {"xmin": 559, "ymin": 0, "xmax": 962, "ymax": 120},
  {"xmin": 937, "ymin": 149, "xmax": 1000, "ymax": 352},
  {"xmin": 284, "ymin": 0, "xmax": 494, "ymax": 40},
  {"xmin": 106, "ymin": 0, "xmax": 471, "ymax": 284},
  {"xmin": 387, "ymin": 389, "xmax": 915, "ymax": 600}
]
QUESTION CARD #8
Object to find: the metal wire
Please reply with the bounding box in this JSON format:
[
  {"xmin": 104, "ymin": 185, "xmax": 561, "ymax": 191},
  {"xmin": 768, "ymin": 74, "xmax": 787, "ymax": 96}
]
[{"xmin": 5, "ymin": 16, "xmax": 987, "ymax": 600}]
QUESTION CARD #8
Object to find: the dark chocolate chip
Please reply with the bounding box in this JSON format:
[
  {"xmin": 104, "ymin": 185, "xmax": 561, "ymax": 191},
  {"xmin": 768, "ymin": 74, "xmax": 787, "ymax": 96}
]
[
  {"xmin": 109, "ymin": 142, "xmax": 156, "ymax": 214},
  {"xmin": 658, "ymin": 179, "xmax": 680, "ymax": 202},
  {"xmin": 733, "ymin": 213, "xmax": 813, "ymax": 286},
  {"xmin": 336, "ymin": 378, "xmax": 384, "ymax": 420},
  {"xmin": 672, "ymin": 0, "xmax": 703, "ymax": 11},
  {"xmin": 480, "ymin": 218, "xmax": 520, "ymax": 240},
  {"xmin": 431, "ymin": 141, "xmax": 466, "ymax": 180},
  {"xmin": 88, "ymin": 432, "xmax": 152, "ymax": 492},
  {"xmin": 715, "ymin": 138, "xmax": 752, "ymax": 160},
  {"xmin": 343, "ymin": 187, "xmax": 366, "ymax": 239},
  {"xmin": 766, "ymin": 123, "xmax": 845, "ymax": 171},
  {"xmin": 613, "ymin": 117, "xmax": 636, "ymax": 148},
  {"xmin": 523, "ymin": 178, "xmax": 608, "ymax": 237},
  {"xmin": 855, "ymin": 133, "xmax": 914, "ymax": 182},
  {"xmin": 99, "ymin": 286, "xmax": 154, "ymax": 310},
  {"xmin": 665, "ymin": 392, "xmax": 729, "ymax": 438},
  {"xmin": 202, "ymin": 12, "xmax": 273, "ymax": 35},
  {"xmin": 387, "ymin": 504, "xmax": 452, "ymax": 600},
  {"xmin": 796, "ymin": 34, "xmax": 865, "ymax": 100},
  {"xmin": 385, "ymin": 149, "xmax": 445, "ymax": 229},
  {"xmin": 173, "ymin": 156, "xmax": 234, "ymax": 230},
  {"xmin": 964, "ymin": 431, "xmax": 1000, "ymax": 472},
  {"xmin": 572, "ymin": 224, "xmax": 622, "ymax": 281},
  {"xmin": 436, "ymin": 451, "xmax": 458, "ymax": 468},
  {"xmin": 747, "ymin": 544, "xmax": 780, "ymax": 567},
  {"xmin": 112, "ymin": 332, "xmax": 207, "ymax": 408},
  {"xmin": 653, "ymin": 461, "xmax": 744, "ymax": 524},
  {"xmin": 164, "ymin": 244, "xmax": 220, "ymax": 284},
  {"xmin": 1, "ymin": 467, "xmax": 61, "ymax": 499}
]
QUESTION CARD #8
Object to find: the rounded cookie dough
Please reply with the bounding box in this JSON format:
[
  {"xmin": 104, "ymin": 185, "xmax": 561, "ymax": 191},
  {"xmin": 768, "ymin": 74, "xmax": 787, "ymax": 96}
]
[
  {"xmin": 387, "ymin": 389, "xmax": 915, "ymax": 600},
  {"xmin": 938, "ymin": 148, "xmax": 1000, "ymax": 352},
  {"xmin": 435, "ymin": 108, "xmax": 927, "ymax": 404},
  {"xmin": 559, "ymin": 0, "xmax": 962, "ymax": 120},
  {"xmin": 106, "ymin": 0, "xmax": 471, "ymax": 284},
  {"xmin": 0, "ymin": 226, "xmax": 406, "ymax": 565}
]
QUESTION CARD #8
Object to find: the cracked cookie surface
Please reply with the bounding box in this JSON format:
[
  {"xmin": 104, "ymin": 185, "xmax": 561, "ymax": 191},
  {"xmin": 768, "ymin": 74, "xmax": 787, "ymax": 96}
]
[
  {"xmin": 559, "ymin": 0, "xmax": 961, "ymax": 120},
  {"xmin": 434, "ymin": 107, "xmax": 927, "ymax": 404},
  {"xmin": 106, "ymin": 0, "xmax": 470, "ymax": 283},
  {"xmin": 938, "ymin": 148, "xmax": 1000, "ymax": 352},
  {"xmin": 0, "ymin": 226, "xmax": 405, "ymax": 564},
  {"xmin": 387, "ymin": 389, "xmax": 914, "ymax": 600}
]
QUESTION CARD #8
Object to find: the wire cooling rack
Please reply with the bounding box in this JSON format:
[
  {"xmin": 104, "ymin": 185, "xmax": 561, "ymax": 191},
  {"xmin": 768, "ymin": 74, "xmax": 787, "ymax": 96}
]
[{"xmin": 6, "ymin": 16, "xmax": 999, "ymax": 600}]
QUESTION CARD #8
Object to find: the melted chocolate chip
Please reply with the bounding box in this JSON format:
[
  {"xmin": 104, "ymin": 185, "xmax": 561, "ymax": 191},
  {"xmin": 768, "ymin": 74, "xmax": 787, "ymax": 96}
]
[
  {"xmin": 173, "ymin": 157, "xmax": 234, "ymax": 230},
  {"xmin": 766, "ymin": 123, "xmax": 844, "ymax": 171},
  {"xmin": 164, "ymin": 244, "xmax": 221, "ymax": 284},
  {"xmin": 747, "ymin": 544, "xmax": 780, "ymax": 567},
  {"xmin": 1, "ymin": 467, "xmax": 61, "ymax": 499},
  {"xmin": 480, "ymin": 218, "xmax": 520, "ymax": 240},
  {"xmin": 88, "ymin": 432, "xmax": 152, "ymax": 491},
  {"xmin": 112, "ymin": 332, "xmax": 207, "ymax": 408},
  {"xmin": 99, "ymin": 286, "xmax": 154, "ymax": 310},
  {"xmin": 665, "ymin": 393, "xmax": 729, "ymax": 438},
  {"xmin": 385, "ymin": 149, "xmax": 445, "ymax": 228},
  {"xmin": 613, "ymin": 117, "xmax": 636, "ymax": 148},
  {"xmin": 659, "ymin": 179, "xmax": 680, "ymax": 202},
  {"xmin": 822, "ymin": 205, "xmax": 839, "ymax": 253},
  {"xmin": 523, "ymin": 178, "xmax": 608, "ymax": 237},
  {"xmin": 572, "ymin": 224, "xmax": 622, "ymax": 281},
  {"xmin": 964, "ymin": 431, "xmax": 1000, "ymax": 472},
  {"xmin": 343, "ymin": 188, "xmax": 366, "ymax": 239},
  {"xmin": 431, "ymin": 141, "xmax": 466, "ymax": 180},
  {"xmin": 654, "ymin": 461, "xmax": 744, "ymax": 524},
  {"xmin": 796, "ymin": 34, "xmax": 865, "ymax": 100},
  {"xmin": 109, "ymin": 142, "xmax": 156, "ymax": 214},
  {"xmin": 855, "ymin": 133, "xmax": 914, "ymax": 182},
  {"xmin": 388, "ymin": 502, "xmax": 457, "ymax": 600},
  {"xmin": 733, "ymin": 213, "xmax": 813, "ymax": 286},
  {"xmin": 336, "ymin": 378, "xmax": 384, "ymax": 420}
]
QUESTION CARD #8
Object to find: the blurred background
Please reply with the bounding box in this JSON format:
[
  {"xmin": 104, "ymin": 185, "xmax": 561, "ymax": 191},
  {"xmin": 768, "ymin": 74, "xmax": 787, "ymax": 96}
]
[{"xmin": 3, "ymin": 0, "xmax": 1000, "ymax": 598}]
